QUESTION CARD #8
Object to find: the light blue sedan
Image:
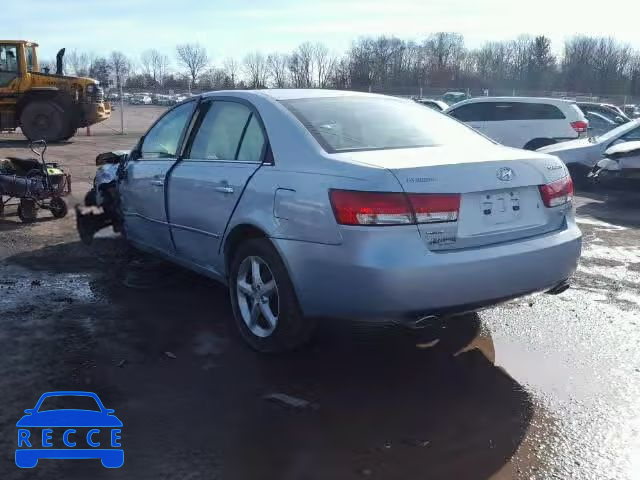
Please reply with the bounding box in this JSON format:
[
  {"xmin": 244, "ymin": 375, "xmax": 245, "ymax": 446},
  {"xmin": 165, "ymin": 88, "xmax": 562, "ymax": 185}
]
[{"xmin": 115, "ymin": 90, "xmax": 581, "ymax": 352}]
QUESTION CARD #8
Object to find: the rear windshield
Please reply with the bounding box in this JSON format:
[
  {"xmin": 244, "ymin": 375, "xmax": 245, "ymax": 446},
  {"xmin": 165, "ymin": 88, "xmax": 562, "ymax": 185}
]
[{"xmin": 281, "ymin": 96, "xmax": 493, "ymax": 153}]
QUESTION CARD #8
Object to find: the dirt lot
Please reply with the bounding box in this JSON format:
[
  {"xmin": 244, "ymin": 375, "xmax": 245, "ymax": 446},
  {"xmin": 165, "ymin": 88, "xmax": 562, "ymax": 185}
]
[{"xmin": 1, "ymin": 106, "xmax": 640, "ymax": 480}]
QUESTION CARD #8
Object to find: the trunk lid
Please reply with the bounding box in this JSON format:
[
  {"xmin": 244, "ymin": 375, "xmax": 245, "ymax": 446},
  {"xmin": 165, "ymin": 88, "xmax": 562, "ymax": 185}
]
[{"xmin": 334, "ymin": 145, "xmax": 570, "ymax": 250}]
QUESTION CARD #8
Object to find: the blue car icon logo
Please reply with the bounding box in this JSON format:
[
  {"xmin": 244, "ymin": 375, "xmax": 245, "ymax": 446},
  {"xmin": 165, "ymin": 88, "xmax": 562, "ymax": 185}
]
[{"xmin": 16, "ymin": 391, "xmax": 123, "ymax": 468}]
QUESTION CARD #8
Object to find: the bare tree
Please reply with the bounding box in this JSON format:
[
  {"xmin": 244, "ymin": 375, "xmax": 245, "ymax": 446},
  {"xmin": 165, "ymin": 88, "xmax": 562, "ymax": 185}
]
[
  {"xmin": 141, "ymin": 49, "xmax": 170, "ymax": 86},
  {"xmin": 66, "ymin": 50, "xmax": 92, "ymax": 77},
  {"xmin": 176, "ymin": 43, "xmax": 209, "ymax": 86},
  {"xmin": 222, "ymin": 57, "xmax": 239, "ymax": 87},
  {"xmin": 312, "ymin": 42, "xmax": 334, "ymax": 87},
  {"xmin": 266, "ymin": 53, "xmax": 289, "ymax": 87},
  {"xmin": 109, "ymin": 51, "xmax": 130, "ymax": 89},
  {"xmin": 289, "ymin": 42, "xmax": 313, "ymax": 88},
  {"xmin": 243, "ymin": 52, "xmax": 268, "ymax": 88}
]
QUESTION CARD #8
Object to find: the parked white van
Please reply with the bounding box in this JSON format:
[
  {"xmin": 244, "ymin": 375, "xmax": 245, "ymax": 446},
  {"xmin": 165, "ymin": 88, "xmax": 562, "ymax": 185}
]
[{"xmin": 446, "ymin": 97, "xmax": 588, "ymax": 150}]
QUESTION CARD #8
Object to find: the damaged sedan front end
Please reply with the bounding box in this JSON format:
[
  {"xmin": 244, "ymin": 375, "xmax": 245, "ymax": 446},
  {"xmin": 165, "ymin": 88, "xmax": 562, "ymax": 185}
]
[{"xmin": 76, "ymin": 151, "xmax": 128, "ymax": 244}]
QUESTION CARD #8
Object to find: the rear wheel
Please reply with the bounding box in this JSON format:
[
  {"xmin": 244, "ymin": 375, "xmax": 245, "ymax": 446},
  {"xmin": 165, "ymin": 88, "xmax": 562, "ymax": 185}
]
[
  {"xmin": 20, "ymin": 100, "xmax": 69, "ymax": 142},
  {"xmin": 17, "ymin": 199, "xmax": 38, "ymax": 223},
  {"xmin": 229, "ymin": 238, "xmax": 316, "ymax": 352}
]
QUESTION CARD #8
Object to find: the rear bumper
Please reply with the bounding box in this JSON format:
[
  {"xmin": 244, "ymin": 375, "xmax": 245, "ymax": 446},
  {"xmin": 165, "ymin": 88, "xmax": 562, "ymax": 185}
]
[{"xmin": 274, "ymin": 218, "xmax": 582, "ymax": 321}]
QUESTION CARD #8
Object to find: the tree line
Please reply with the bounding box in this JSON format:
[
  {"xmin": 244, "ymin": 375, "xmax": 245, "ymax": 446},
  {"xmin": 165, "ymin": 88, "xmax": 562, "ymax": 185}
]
[{"xmin": 49, "ymin": 33, "xmax": 640, "ymax": 97}]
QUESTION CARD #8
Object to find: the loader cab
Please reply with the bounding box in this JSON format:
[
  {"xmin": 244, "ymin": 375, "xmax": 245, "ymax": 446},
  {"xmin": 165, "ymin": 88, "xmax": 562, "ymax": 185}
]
[{"xmin": 0, "ymin": 41, "xmax": 38, "ymax": 89}]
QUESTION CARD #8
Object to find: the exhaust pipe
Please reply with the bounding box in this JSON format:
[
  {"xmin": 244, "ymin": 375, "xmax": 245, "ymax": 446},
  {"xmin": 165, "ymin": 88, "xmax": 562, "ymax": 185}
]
[
  {"xmin": 56, "ymin": 48, "xmax": 65, "ymax": 75},
  {"xmin": 546, "ymin": 281, "xmax": 570, "ymax": 295},
  {"xmin": 405, "ymin": 315, "xmax": 439, "ymax": 329}
]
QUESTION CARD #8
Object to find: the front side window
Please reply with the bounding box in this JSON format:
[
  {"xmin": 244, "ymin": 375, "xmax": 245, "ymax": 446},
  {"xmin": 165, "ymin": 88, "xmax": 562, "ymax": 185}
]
[
  {"xmin": 189, "ymin": 101, "xmax": 252, "ymax": 161},
  {"xmin": 283, "ymin": 96, "xmax": 493, "ymax": 153},
  {"xmin": 448, "ymin": 102, "xmax": 494, "ymax": 122},
  {"xmin": 141, "ymin": 101, "xmax": 195, "ymax": 159},
  {"xmin": 0, "ymin": 44, "xmax": 18, "ymax": 72}
]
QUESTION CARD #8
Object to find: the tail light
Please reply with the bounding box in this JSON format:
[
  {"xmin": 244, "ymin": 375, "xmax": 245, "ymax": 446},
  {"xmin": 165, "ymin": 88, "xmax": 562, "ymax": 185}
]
[
  {"xmin": 570, "ymin": 120, "xmax": 588, "ymax": 134},
  {"xmin": 539, "ymin": 176, "xmax": 573, "ymax": 207},
  {"xmin": 329, "ymin": 190, "xmax": 460, "ymax": 226},
  {"xmin": 329, "ymin": 190, "xmax": 413, "ymax": 225},
  {"xmin": 407, "ymin": 193, "xmax": 460, "ymax": 223}
]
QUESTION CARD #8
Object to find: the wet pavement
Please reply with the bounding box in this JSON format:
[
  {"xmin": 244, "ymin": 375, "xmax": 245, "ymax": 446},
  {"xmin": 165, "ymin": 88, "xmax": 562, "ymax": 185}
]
[{"xmin": 1, "ymin": 125, "xmax": 640, "ymax": 479}]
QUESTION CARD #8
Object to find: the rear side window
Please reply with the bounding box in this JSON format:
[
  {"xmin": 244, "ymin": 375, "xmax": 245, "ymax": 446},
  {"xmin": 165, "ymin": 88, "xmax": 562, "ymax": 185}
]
[
  {"xmin": 516, "ymin": 103, "xmax": 566, "ymax": 120},
  {"xmin": 450, "ymin": 102, "xmax": 565, "ymax": 122},
  {"xmin": 237, "ymin": 116, "xmax": 266, "ymax": 162},
  {"xmin": 189, "ymin": 101, "xmax": 251, "ymax": 160}
]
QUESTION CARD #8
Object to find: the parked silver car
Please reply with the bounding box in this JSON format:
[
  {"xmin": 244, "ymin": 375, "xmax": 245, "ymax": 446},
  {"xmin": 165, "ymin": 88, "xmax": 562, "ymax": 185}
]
[{"xmin": 114, "ymin": 89, "xmax": 581, "ymax": 352}]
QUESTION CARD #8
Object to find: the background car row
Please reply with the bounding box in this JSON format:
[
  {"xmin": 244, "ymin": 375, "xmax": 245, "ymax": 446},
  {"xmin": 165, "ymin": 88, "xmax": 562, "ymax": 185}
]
[{"xmin": 412, "ymin": 94, "xmax": 640, "ymax": 187}]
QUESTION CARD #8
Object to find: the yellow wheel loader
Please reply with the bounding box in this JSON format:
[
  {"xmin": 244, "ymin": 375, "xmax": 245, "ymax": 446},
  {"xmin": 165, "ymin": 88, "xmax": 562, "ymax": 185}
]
[{"xmin": 0, "ymin": 41, "xmax": 111, "ymax": 142}]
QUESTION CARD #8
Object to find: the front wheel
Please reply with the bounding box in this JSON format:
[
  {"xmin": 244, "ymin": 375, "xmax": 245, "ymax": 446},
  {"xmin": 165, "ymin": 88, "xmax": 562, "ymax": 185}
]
[
  {"xmin": 229, "ymin": 238, "xmax": 316, "ymax": 353},
  {"xmin": 49, "ymin": 196, "xmax": 68, "ymax": 218},
  {"xmin": 20, "ymin": 100, "xmax": 69, "ymax": 142}
]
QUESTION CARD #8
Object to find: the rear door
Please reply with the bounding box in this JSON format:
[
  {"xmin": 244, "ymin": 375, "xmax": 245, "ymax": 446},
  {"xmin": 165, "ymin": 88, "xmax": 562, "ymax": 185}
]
[
  {"xmin": 119, "ymin": 100, "xmax": 197, "ymax": 252},
  {"xmin": 166, "ymin": 98, "xmax": 267, "ymax": 272}
]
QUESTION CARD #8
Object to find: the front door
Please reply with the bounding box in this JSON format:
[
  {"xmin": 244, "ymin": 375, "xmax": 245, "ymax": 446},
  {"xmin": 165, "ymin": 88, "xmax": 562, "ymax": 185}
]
[
  {"xmin": 167, "ymin": 99, "xmax": 267, "ymax": 273},
  {"xmin": 119, "ymin": 100, "xmax": 197, "ymax": 253},
  {"xmin": 0, "ymin": 44, "xmax": 20, "ymax": 91}
]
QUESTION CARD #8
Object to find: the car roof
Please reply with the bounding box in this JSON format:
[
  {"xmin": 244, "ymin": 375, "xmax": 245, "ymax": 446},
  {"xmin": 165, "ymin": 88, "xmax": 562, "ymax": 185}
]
[{"xmin": 201, "ymin": 89, "xmax": 385, "ymax": 102}]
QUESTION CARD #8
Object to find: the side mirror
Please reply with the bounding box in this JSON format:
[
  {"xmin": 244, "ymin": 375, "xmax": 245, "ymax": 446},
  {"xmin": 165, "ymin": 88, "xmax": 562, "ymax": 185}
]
[
  {"xmin": 24, "ymin": 409, "xmax": 34, "ymax": 414},
  {"xmin": 105, "ymin": 409, "xmax": 115, "ymax": 414},
  {"xmin": 615, "ymin": 116, "xmax": 626, "ymax": 124},
  {"xmin": 96, "ymin": 151, "xmax": 126, "ymax": 166}
]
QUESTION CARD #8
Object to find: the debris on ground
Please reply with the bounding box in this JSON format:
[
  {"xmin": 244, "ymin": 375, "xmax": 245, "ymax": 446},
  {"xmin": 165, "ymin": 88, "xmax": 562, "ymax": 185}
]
[
  {"xmin": 358, "ymin": 468, "xmax": 372, "ymax": 476},
  {"xmin": 30, "ymin": 279, "xmax": 41, "ymax": 287},
  {"xmin": 164, "ymin": 351, "xmax": 177, "ymax": 359},
  {"xmin": 116, "ymin": 359, "xmax": 126, "ymax": 368},
  {"xmin": 263, "ymin": 392, "xmax": 319, "ymax": 411}
]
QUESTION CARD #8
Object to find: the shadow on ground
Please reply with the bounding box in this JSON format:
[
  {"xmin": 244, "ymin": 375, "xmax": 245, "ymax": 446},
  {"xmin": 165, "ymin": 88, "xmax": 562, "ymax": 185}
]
[
  {"xmin": 576, "ymin": 189, "xmax": 640, "ymax": 228},
  {"xmin": 1, "ymin": 238, "xmax": 534, "ymax": 480}
]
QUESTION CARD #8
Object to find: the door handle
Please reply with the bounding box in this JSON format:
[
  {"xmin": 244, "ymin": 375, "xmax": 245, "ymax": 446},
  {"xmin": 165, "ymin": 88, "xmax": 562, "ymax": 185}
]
[
  {"xmin": 214, "ymin": 186, "xmax": 234, "ymax": 194},
  {"xmin": 150, "ymin": 180, "xmax": 164, "ymax": 187}
]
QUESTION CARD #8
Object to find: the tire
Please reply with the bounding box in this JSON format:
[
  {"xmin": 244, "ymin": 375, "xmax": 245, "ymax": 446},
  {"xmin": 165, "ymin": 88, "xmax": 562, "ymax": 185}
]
[
  {"xmin": 524, "ymin": 138, "xmax": 556, "ymax": 151},
  {"xmin": 20, "ymin": 100, "xmax": 70, "ymax": 142},
  {"xmin": 61, "ymin": 127, "xmax": 78, "ymax": 141},
  {"xmin": 229, "ymin": 238, "xmax": 316, "ymax": 352},
  {"xmin": 17, "ymin": 199, "xmax": 38, "ymax": 223},
  {"xmin": 49, "ymin": 196, "xmax": 68, "ymax": 218}
]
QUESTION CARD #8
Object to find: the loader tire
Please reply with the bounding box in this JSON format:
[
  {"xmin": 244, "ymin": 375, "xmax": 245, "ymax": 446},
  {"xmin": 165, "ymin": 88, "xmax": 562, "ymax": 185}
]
[{"xmin": 20, "ymin": 100, "xmax": 70, "ymax": 142}]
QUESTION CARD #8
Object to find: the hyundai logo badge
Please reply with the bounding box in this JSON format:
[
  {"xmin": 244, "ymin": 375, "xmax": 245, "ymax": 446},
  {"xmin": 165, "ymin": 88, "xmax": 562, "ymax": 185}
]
[{"xmin": 496, "ymin": 167, "xmax": 514, "ymax": 181}]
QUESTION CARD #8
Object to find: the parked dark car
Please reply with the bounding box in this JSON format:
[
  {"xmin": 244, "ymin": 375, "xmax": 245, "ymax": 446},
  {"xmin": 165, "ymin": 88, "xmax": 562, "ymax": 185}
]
[{"xmin": 577, "ymin": 102, "xmax": 630, "ymax": 124}]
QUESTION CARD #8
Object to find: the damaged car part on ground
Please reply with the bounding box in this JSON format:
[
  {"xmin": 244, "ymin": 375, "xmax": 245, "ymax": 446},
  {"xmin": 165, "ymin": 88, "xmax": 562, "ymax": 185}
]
[{"xmin": 77, "ymin": 89, "xmax": 582, "ymax": 353}]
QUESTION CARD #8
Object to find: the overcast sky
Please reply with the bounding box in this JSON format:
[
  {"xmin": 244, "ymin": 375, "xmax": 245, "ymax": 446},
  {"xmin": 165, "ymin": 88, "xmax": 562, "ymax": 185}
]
[{"xmin": 5, "ymin": 0, "xmax": 639, "ymax": 65}]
